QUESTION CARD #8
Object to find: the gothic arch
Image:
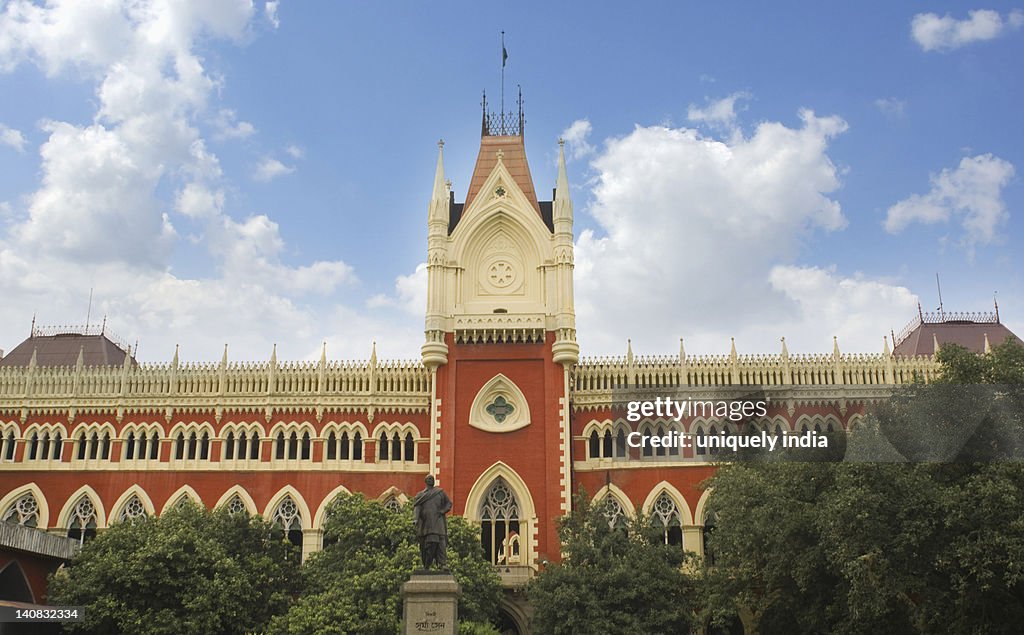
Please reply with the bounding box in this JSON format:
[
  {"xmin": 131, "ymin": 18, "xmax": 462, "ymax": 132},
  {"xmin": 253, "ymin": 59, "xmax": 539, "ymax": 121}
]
[
  {"xmin": 263, "ymin": 485, "xmax": 312, "ymax": 530},
  {"xmin": 161, "ymin": 484, "xmax": 203, "ymax": 514},
  {"xmin": 464, "ymin": 462, "xmax": 538, "ymax": 566},
  {"xmin": 469, "ymin": 374, "xmax": 531, "ymax": 433},
  {"xmin": 214, "ymin": 486, "xmax": 258, "ymax": 515},
  {"xmin": 591, "ymin": 483, "xmax": 636, "ymax": 517},
  {"xmin": 0, "ymin": 561, "xmax": 34, "ymax": 603},
  {"xmin": 110, "ymin": 485, "xmax": 156, "ymax": 521},
  {"xmin": 694, "ymin": 487, "xmax": 715, "ymax": 528},
  {"xmin": 312, "ymin": 484, "xmax": 353, "ymax": 530},
  {"xmin": 0, "ymin": 483, "xmax": 49, "ymax": 529},
  {"xmin": 56, "ymin": 485, "xmax": 106, "ymax": 530},
  {"xmin": 641, "ymin": 481, "xmax": 694, "ymax": 526}
]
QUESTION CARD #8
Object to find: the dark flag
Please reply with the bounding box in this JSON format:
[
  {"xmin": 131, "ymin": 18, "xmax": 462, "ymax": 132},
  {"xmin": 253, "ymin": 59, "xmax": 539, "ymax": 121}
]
[{"xmin": 502, "ymin": 46, "xmax": 508, "ymax": 67}]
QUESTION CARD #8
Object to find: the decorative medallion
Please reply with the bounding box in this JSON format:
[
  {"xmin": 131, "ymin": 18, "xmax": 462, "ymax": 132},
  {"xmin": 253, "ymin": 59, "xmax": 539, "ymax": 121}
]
[
  {"xmin": 488, "ymin": 261, "xmax": 515, "ymax": 288},
  {"xmin": 486, "ymin": 396, "xmax": 515, "ymax": 423}
]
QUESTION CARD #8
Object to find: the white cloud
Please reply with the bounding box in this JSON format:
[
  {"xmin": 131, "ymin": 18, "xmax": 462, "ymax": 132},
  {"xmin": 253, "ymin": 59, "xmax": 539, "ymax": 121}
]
[
  {"xmin": 265, "ymin": 1, "xmax": 280, "ymax": 29},
  {"xmin": 573, "ymin": 108, "xmax": 913, "ymax": 355},
  {"xmin": 911, "ymin": 9, "xmax": 1023, "ymax": 51},
  {"xmin": 560, "ymin": 119, "xmax": 594, "ymax": 160},
  {"xmin": 687, "ymin": 92, "xmax": 750, "ymax": 130},
  {"xmin": 0, "ymin": 0, "xmax": 422, "ymax": 363},
  {"xmin": 874, "ymin": 97, "xmax": 906, "ymax": 118},
  {"xmin": 884, "ymin": 154, "xmax": 1014, "ymax": 249},
  {"xmin": 212, "ymin": 108, "xmax": 255, "ymax": 139},
  {"xmin": 0, "ymin": 123, "xmax": 26, "ymax": 152},
  {"xmin": 254, "ymin": 157, "xmax": 295, "ymax": 181},
  {"xmin": 368, "ymin": 263, "xmax": 428, "ymax": 316},
  {"xmin": 285, "ymin": 144, "xmax": 303, "ymax": 159}
]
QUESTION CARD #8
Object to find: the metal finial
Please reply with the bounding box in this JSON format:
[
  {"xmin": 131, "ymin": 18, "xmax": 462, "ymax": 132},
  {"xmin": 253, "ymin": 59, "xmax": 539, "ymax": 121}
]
[{"xmin": 438, "ymin": 139, "xmax": 444, "ymax": 149}]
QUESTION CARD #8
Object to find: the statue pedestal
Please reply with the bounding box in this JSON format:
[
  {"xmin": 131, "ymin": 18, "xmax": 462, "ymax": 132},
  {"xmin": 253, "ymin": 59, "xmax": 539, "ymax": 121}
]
[{"xmin": 402, "ymin": 571, "xmax": 461, "ymax": 635}]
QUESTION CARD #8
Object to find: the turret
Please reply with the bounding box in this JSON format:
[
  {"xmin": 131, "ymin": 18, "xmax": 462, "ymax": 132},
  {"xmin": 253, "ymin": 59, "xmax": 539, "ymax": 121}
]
[
  {"xmin": 422, "ymin": 140, "xmax": 451, "ymax": 369},
  {"xmin": 551, "ymin": 139, "xmax": 579, "ymax": 366}
]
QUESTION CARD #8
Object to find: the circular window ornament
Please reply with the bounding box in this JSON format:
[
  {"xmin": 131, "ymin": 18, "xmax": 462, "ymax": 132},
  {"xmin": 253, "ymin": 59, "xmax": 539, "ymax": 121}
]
[
  {"xmin": 488, "ymin": 261, "xmax": 515, "ymax": 288},
  {"xmin": 470, "ymin": 374, "xmax": 531, "ymax": 433}
]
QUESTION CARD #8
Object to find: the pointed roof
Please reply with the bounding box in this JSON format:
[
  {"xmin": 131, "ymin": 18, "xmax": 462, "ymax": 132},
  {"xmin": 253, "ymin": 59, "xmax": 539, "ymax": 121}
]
[
  {"xmin": 463, "ymin": 135, "xmax": 541, "ymax": 216},
  {"xmin": 0, "ymin": 333, "xmax": 134, "ymax": 368},
  {"xmin": 892, "ymin": 310, "xmax": 1019, "ymax": 357}
]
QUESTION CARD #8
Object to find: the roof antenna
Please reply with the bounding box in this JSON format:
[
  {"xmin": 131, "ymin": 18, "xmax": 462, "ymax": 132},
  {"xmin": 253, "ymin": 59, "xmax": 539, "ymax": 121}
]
[
  {"xmin": 30, "ymin": 312, "xmax": 36, "ymax": 338},
  {"xmin": 501, "ymin": 30, "xmax": 507, "ymax": 117},
  {"xmin": 85, "ymin": 287, "xmax": 94, "ymax": 331},
  {"xmin": 935, "ymin": 273, "xmax": 944, "ymax": 321},
  {"xmin": 994, "ymin": 292, "xmax": 1000, "ymax": 323}
]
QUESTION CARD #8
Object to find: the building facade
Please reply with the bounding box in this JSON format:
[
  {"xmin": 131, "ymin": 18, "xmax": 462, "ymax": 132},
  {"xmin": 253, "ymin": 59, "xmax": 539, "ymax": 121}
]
[{"xmin": 3, "ymin": 102, "xmax": 1010, "ymax": 630}]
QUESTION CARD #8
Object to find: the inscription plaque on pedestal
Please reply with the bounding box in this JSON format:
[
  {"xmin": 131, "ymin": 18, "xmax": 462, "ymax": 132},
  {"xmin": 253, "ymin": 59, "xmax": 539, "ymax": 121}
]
[{"xmin": 401, "ymin": 572, "xmax": 461, "ymax": 635}]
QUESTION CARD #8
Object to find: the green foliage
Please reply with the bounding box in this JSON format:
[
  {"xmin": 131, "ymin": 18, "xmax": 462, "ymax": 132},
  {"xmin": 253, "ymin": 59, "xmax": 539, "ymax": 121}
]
[
  {"xmin": 704, "ymin": 338, "xmax": 1024, "ymax": 634},
  {"xmin": 529, "ymin": 491, "xmax": 696, "ymax": 635},
  {"xmin": 47, "ymin": 502, "xmax": 300, "ymax": 635},
  {"xmin": 268, "ymin": 494, "xmax": 501, "ymax": 635}
]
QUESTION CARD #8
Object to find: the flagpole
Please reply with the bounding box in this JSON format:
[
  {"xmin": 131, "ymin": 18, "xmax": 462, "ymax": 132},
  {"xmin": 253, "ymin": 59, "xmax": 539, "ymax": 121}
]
[{"xmin": 501, "ymin": 31, "xmax": 505, "ymax": 117}]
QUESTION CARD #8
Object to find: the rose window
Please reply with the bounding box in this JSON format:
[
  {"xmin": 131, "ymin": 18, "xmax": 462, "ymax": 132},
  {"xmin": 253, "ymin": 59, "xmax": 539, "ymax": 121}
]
[{"xmin": 488, "ymin": 261, "xmax": 515, "ymax": 288}]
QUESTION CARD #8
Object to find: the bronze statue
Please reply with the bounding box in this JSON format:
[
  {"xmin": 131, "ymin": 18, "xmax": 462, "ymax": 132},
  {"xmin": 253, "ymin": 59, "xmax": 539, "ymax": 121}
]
[{"xmin": 412, "ymin": 474, "xmax": 452, "ymax": 570}]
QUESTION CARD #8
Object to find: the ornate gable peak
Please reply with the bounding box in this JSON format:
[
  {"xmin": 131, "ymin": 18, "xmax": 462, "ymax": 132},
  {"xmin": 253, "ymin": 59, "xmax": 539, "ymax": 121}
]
[{"xmin": 463, "ymin": 135, "xmax": 541, "ymax": 216}]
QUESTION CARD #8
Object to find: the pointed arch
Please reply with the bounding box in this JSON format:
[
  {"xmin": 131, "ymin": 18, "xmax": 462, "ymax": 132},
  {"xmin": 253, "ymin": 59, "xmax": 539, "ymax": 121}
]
[
  {"xmin": 312, "ymin": 484, "xmax": 353, "ymax": 530},
  {"xmin": 0, "ymin": 483, "xmax": 49, "ymax": 529},
  {"xmin": 214, "ymin": 486, "xmax": 258, "ymax": 516},
  {"xmin": 694, "ymin": 487, "xmax": 715, "ymax": 527},
  {"xmin": 464, "ymin": 462, "xmax": 537, "ymax": 523},
  {"xmin": 641, "ymin": 481, "xmax": 694, "ymax": 526},
  {"xmin": 590, "ymin": 483, "xmax": 636, "ymax": 517},
  {"xmin": 110, "ymin": 485, "xmax": 156, "ymax": 521},
  {"xmin": 469, "ymin": 374, "xmax": 531, "ymax": 432},
  {"xmin": 0, "ymin": 561, "xmax": 35, "ymax": 603},
  {"xmin": 160, "ymin": 484, "xmax": 203, "ymax": 514},
  {"xmin": 263, "ymin": 485, "xmax": 312, "ymax": 530},
  {"xmin": 56, "ymin": 484, "xmax": 106, "ymax": 530}
]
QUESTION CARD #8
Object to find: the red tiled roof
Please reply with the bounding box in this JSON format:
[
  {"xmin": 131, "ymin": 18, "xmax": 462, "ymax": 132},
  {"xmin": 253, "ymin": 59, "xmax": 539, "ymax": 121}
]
[{"xmin": 463, "ymin": 135, "xmax": 541, "ymax": 216}]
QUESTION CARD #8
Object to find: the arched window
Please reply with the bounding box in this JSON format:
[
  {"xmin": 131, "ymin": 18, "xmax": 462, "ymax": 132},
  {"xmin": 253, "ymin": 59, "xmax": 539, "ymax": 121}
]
[
  {"xmin": 225, "ymin": 432, "xmax": 235, "ymax": 460},
  {"xmin": 88, "ymin": 432, "xmax": 99, "ymax": 460},
  {"xmin": 694, "ymin": 426, "xmax": 707, "ymax": 456},
  {"xmin": 118, "ymin": 495, "xmax": 147, "ymax": 522},
  {"xmin": 615, "ymin": 429, "xmax": 627, "ymax": 458},
  {"xmin": 288, "ymin": 432, "xmax": 298, "ymax": 460},
  {"xmin": 708, "ymin": 425, "xmax": 719, "ymax": 456},
  {"xmin": 76, "ymin": 433, "xmax": 87, "ymax": 460},
  {"xmin": 175, "ymin": 432, "xmax": 185, "ymax": 460},
  {"xmin": 588, "ymin": 431, "xmax": 600, "ymax": 459},
  {"xmin": 353, "ymin": 432, "xmax": 363, "ymax": 460},
  {"xmin": 51, "ymin": 433, "xmax": 62, "ymax": 460},
  {"xmin": 391, "ymin": 433, "xmax": 401, "ymax": 460},
  {"xmin": 67, "ymin": 496, "xmax": 97, "ymax": 544},
  {"xmin": 248, "ymin": 431, "xmax": 259, "ymax": 459},
  {"xmin": 225, "ymin": 494, "xmax": 248, "ymax": 516},
  {"xmin": 101, "ymin": 432, "xmax": 110, "ymax": 460},
  {"xmin": 39, "ymin": 433, "xmax": 50, "ymax": 460},
  {"xmin": 137, "ymin": 432, "xmax": 147, "ymax": 460},
  {"xmin": 480, "ymin": 479, "xmax": 520, "ymax": 565},
  {"xmin": 326, "ymin": 432, "xmax": 337, "ymax": 460},
  {"xmin": 272, "ymin": 496, "xmax": 303, "ymax": 550},
  {"xmin": 301, "ymin": 432, "xmax": 311, "ymax": 460},
  {"xmin": 2, "ymin": 493, "xmax": 39, "ymax": 528},
  {"xmin": 404, "ymin": 433, "xmax": 414, "ymax": 461},
  {"xmin": 383, "ymin": 497, "xmax": 403, "ymax": 512},
  {"xmin": 642, "ymin": 425, "xmax": 654, "ymax": 458},
  {"xmin": 187, "ymin": 432, "xmax": 197, "ymax": 460},
  {"xmin": 378, "ymin": 432, "xmax": 388, "ymax": 460},
  {"xmin": 703, "ymin": 509, "xmax": 718, "ymax": 565},
  {"xmin": 650, "ymin": 492, "xmax": 682, "ymax": 546},
  {"xmin": 275, "ymin": 432, "xmax": 285, "ymax": 460},
  {"xmin": 2, "ymin": 431, "xmax": 15, "ymax": 461},
  {"xmin": 200, "ymin": 432, "xmax": 210, "ymax": 460},
  {"xmin": 339, "ymin": 432, "xmax": 350, "ymax": 460},
  {"xmin": 602, "ymin": 431, "xmax": 613, "ymax": 458},
  {"xmin": 598, "ymin": 495, "xmax": 626, "ymax": 531},
  {"xmin": 28, "ymin": 433, "xmax": 38, "ymax": 460},
  {"xmin": 125, "ymin": 432, "xmax": 136, "ymax": 460},
  {"xmin": 149, "ymin": 431, "xmax": 160, "ymax": 459}
]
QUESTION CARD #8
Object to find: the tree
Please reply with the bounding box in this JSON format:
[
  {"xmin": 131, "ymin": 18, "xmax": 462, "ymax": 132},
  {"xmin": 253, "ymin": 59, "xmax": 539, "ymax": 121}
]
[
  {"xmin": 528, "ymin": 492, "xmax": 697, "ymax": 635},
  {"xmin": 47, "ymin": 502, "xmax": 300, "ymax": 635},
  {"xmin": 703, "ymin": 337, "xmax": 1024, "ymax": 634},
  {"xmin": 268, "ymin": 493, "xmax": 501, "ymax": 635}
]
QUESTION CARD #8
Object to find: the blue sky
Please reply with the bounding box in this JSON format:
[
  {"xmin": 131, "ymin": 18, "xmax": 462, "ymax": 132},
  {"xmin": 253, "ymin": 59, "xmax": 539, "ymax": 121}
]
[{"xmin": 0, "ymin": 1, "xmax": 1021, "ymax": 362}]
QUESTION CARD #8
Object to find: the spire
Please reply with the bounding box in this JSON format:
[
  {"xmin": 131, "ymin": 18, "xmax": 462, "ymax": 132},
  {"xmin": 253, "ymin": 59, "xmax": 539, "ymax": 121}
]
[
  {"xmin": 370, "ymin": 341, "xmax": 378, "ymax": 366},
  {"xmin": 556, "ymin": 139, "xmax": 569, "ymax": 199},
  {"xmin": 319, "ymin": 341, "xmax": 327, "ymax": 368},
  {"xmin": 626, "ymin": 339, "xmax": 633, "ymax": 365},
  {"xmin": 220, "ymin": 344, "xmax": 228, "ymax": 369},
  {"xmin": 28, "ymin": 347, "xmax": 37, "ymax": 371},
  {"xmin": 75, "ymin": 345, "xmax": 84, "ymax": 372},
  {"xmin": 932, "ymin": 333, "xmax": 941, "ymax": 355},
  {"xmin": 984, "ymin": 332, "xmax": 991, "ymax": 354},
  {"xmin": 679, "ymin": 338, "xmax": 686, "ymax": 363},
  {"xmin": 730, "ymin": 337, "xmax": 737, "ymax": 360},
  {"xmin": 270, "ymin": 343, "xmax": 277, "ymax": 367},
  {"xmin": 780, "ymin": 337, "xmax": 789, "ymax": 359},
  {"xmin": 172, "ymin": 344, "xmax": 179, "ymax": 369},
  {"xmin": 432, "ymin": 140, "xmax": 447, "ymax": 201},
  {"xmin": 553, "ymin": 137, "xmax": 574, "ymax": 226},
  {"xmin": 883, "ymin": 335, "xmax": 891, "ymax": 356},
  {"xmin": 833, "ymin": 336, "xmax": 840, "ymax": 360}
]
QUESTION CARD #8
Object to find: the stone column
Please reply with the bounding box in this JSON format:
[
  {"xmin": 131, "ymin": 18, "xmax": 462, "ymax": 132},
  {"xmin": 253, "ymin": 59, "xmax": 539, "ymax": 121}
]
[{"xmin": 402, "ymin": 572, "xmax": 461, "ymax": 635}]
